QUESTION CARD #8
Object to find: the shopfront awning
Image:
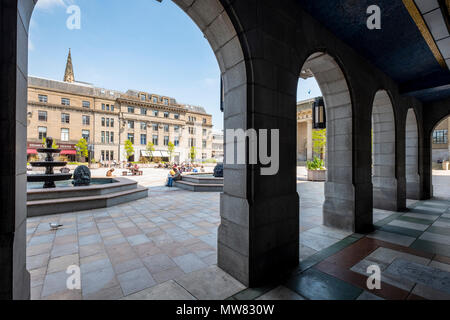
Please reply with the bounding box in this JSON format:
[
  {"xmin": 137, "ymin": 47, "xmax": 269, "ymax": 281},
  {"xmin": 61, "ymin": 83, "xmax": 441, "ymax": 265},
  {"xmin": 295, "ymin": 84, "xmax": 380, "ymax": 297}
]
[
  {"xmin": 140, "ymin": 150, "xmax": 153, "ymax": 157},
  {"xmin": 160, "ymin": 151, "xmax": 169, "ymax": 157},
  {"xmin": 60, "ymin": 150, "xmax": 76, "ymax": 155},
  {"xmin": 27, "ymin": 149, "xmax": 37, "ymax": 155}
]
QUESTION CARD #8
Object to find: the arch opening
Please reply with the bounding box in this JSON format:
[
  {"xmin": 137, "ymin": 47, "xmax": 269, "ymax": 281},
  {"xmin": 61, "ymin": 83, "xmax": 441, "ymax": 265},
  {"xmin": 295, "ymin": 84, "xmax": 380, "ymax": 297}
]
[
  {"xmin": 430, "ymin": 115, "xmax": 450, "ymax": 199},
  {"xmin": 371, "ymin": 90, "xmax": 397, "ymax": 211}
]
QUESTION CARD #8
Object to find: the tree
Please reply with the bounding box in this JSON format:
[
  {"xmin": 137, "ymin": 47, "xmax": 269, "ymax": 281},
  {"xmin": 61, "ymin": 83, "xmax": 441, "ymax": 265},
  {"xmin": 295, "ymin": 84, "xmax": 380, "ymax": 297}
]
[
  {"xmin": 124, "ymin": 139, "xmax": 134, "ymax": 161},
  {"xmin": 75, "ymin": 138, "xmax": 88, "ymax": 161},
  {"xmin": 189, "ymin": 146, "xmax": 196, "ymax": 163},
  {"xmin": 312, "ymin": 129, "xmax": 326, "ymax": 160},
  {"xmin": 146, "ymin": 141, "xmax": 155, "ymax": 159},
  {"xmin": 167, "ymin": 141, "xmax": 175, "ymax": 163}
]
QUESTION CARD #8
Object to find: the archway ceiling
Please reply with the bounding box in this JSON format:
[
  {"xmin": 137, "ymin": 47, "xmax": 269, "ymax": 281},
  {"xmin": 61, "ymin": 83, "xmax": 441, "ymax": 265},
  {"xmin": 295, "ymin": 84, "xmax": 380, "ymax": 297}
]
[{"xmin": 297, "ymin": 0, "xmax": 450, "ymax": 102}]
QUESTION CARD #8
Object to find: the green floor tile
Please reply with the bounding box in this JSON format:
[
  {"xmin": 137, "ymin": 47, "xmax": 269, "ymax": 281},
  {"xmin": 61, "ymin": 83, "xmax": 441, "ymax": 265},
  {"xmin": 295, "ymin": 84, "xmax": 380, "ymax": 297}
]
[
  {"xmin": 378, "ymin": 225, "xmax": 423, "ymax": 238},
  {"xmin": 427, "ymin": 226, "xmax": 450, "ymax": 237},
  {"xmin": 285, "ymin": 268, "xmax": 363, "ymax": 300},
  {"xmin": 396, "ymin": 215, "xmax": 433, "ymax": 225},
  {"xmin": 410, "ymin": 239, "xmax": 450, "ymax": 257},
  {"xmin": 374, "ymin": 214, "xmax": 402, "ymax": 227}
]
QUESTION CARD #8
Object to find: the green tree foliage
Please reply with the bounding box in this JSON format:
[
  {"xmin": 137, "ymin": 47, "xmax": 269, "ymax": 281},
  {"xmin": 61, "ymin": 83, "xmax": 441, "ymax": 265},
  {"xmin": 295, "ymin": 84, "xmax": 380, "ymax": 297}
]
[
  {"xmin": 312, "ymin": 129, "xmax": 326, "ymax": 159},
  {"xmin": 42, "ymin": 137, "xmax": 58, "ymax": 149},
  {"xmin": 146, "ymin": 141, "xmax": 155, "ymax": 158},
  {"xmin": 124, "ymin": 139, "xmax": 134, "ymax": 160},
  {"xmin": 167, "ymin": 141, "xmax": 175, "ymax": 162},
  {"xmin": 189, "ymin": 146, "xmax": 196, "ymax": 162},
  {"xmin": 75, "ymin": 138, "xmax": 89, "ymax": 160}
]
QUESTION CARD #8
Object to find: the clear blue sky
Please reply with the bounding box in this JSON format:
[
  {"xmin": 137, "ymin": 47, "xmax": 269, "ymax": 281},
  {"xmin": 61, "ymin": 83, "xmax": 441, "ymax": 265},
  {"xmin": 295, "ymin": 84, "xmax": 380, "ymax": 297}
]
[{"xmin": 29, "ymin": 0, "xmax": 321, "ymax": 130}]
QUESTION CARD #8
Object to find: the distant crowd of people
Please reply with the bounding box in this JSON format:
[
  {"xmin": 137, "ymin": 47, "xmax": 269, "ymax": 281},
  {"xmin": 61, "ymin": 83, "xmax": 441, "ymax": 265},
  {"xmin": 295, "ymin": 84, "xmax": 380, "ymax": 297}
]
[{"xmin": 166, "ymin": 163, "xmax": 205, "ymax": 187}]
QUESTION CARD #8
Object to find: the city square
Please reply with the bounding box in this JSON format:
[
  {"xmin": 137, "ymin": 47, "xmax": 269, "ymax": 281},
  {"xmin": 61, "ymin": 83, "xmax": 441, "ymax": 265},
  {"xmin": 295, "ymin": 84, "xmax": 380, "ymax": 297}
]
[{"xmin": 1, "ymin": 0, "xmax": 450, "ymax": 309}]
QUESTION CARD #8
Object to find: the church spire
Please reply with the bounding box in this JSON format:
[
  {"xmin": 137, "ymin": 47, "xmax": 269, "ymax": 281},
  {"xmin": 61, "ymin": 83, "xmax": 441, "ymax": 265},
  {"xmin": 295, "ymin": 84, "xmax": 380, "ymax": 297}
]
[{"xmin": 63, "ymin": 48, "xmax": 75, "ymax": 83}]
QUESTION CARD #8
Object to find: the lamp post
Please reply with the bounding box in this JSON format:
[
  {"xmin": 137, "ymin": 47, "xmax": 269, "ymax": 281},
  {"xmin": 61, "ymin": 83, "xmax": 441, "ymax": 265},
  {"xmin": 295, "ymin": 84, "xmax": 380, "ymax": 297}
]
[{"xmin": 312, "ymin": 97, "xmax": 326, "ymax": 129}]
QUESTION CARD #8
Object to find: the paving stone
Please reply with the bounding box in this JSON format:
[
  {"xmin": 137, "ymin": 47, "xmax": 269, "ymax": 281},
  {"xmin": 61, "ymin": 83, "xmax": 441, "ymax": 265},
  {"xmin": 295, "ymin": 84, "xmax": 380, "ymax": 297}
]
[
  {"xmin": 82, "ymin": 266, "xmax": 118, "ymax": 296},
  {"xmin": 123, "ymin": 280, "xmax": 195, "ymax": 300},
  {"xmin": 367, "ymin": 230, "xmax": 416, "ymax": 247},
  {"xmin": 117, "ymin": 267, "xmax": 156, "ymax": 296},
  {"xmin": 47, "ymin": 254, "xmax": 79, "ymax": 274},
  {"xmin": 173, "ymin": 253, "xmax": 208, "ymax": 273},
  {"xmin": 142, "ymin": 253, "xmax": 177, "ymax": 273},
  {"xmin": 256, "ymin": 286, "xmax": 305, "ymax": 300}
]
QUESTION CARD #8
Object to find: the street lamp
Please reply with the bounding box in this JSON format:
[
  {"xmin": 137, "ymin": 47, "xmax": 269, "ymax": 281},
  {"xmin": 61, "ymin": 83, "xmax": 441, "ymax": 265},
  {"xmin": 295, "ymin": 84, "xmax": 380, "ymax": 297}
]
[{"xmin": 312, "ymin": 97, "xmax": 326, "ymax": 129}]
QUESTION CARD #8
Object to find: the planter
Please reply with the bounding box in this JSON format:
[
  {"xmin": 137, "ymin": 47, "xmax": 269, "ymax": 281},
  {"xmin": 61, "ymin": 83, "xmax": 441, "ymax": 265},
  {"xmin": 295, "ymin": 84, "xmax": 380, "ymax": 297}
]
[{"xmin": 307, "ymin": 169, "xmax": 327, "ymax": 182}]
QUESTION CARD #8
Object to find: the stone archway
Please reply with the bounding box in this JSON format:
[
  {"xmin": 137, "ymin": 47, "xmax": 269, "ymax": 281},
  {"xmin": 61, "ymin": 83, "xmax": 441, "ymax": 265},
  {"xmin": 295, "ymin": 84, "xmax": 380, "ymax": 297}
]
[
  {"xmin": 371, "ymin": 90, "xmax": 398, "ymax": 211},
  {"xmin": 301, "ymin": 52, "xmax": 354, "ymax": 231},
  {"xmin": 405, "ymin": 108, "xmax": 420, "ymax": 199},
  {"xmin": 3, "ymin": 0, "xmax": 248, "ymax": 299}
]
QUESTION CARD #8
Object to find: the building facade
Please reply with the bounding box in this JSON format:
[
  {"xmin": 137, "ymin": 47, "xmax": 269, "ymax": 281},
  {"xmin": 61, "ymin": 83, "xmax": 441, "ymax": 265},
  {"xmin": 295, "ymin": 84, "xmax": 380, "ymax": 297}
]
[
  {"xmin": 27, "ymin": 54, "xmax": 213, "ymax": 163},
  {"xmin": 432, "ymin": 117, "xmax": 450, "ymax": 163},
  {"xmin": 211, "ymin": 130, "xmax": 224, "ymax": 162},
  {"xmin": 296, "ymin": 98, "xmax": 316, "ymax": 162}
]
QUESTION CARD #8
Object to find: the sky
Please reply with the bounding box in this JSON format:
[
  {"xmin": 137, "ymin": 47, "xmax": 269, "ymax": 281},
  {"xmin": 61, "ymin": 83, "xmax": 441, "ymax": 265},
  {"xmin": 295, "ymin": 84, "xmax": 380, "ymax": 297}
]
[{"xmin": 29, "ymin": 0, "xmax": 321, "ymax": 131}]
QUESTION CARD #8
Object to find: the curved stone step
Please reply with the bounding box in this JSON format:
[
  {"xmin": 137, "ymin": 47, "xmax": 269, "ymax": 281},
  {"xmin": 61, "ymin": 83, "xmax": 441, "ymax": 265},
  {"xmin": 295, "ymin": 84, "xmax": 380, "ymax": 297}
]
[
  {"xmin": 27, "ymin": 186, "xmax": 148, "ymax": 217},
  {"xmin": 174, "ymin": 180, "xmax": 223, "ymax": 192}
]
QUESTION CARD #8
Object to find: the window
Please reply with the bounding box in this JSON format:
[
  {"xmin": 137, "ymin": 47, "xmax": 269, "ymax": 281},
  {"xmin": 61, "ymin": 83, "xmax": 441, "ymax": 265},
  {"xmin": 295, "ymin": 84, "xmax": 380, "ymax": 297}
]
[
  {"xmin": 163, "ymin": 98, "xmax": 168, "ymax": 105},
  {"xmin": 61, "ymin": 113, "xmax": 70, "ymax": 124},
  {"xmin": 164, "ymin": 112, "xmax": 169, "ymax": 118},
  {"xmin": 164, "ymin": 136, "xmax": 169, "ymax": 146},
  {"xmin": 128, "ymin": 106, "xmax": 135, "ymax": 113},
  {"xmin": 106, "ymin": 118, "xmax": 110, "ymax": 127},
  {"xmin": 141, "ymin": 108, "xmax": 147, "ymax": 115},
  {"xmin": 82, "ymin": 115, "xmax": 90, "ymax": 125},
  {"xmin": 202, "ymin": 140, "xmax": 207, "ymax": 148},
  {"xmin": 164, "ymin": 124, "xmax": 169, "ymax": 132},
  {"xmin": 61, "ymin": 128, "xmax": 69, "ymax": 141},
  {"xmin": 174, "ymin": 126, "xmax": 180, "ymax": 133},
  {"xmin": 101, "ymin": 117, "xmax": 105, "ymax": 126},
  {"xmin": 110, "ymin": 151, "xmax": 114, "ymax": 161},
  {"xmin": 82, "ymin": 130, "xmax": 90, "ymax": 142},
  {"xmin": 110, "ymin": 119, "xmax": 114, "ymax": 127},
  {"xmin": 38, "ymin": 127, "xmax": 47, "ymax": 140},
  {"xmin": 152, "ymin": 123, "xmax": 159, "ymax": 131},
  {"xmin": 174, "ymin": 113, "xmax": 180, "ymax": 120},
  {"xmin": 140, "ymin": 134, "xmax": 147, "ymax": 145},
  {"xmin": 203, "ymin": 118, "xmax": 207, "ymax": 124},
  {"xmin": 140, "ymin": 94, "xmax": 146, "ymax": 101},
  {"xmin": 433, "ymin": 130, "xmax": 448, "ymax": 144},
  {"xmin": 82, "ymin": 101, "xmax": 90, "ymax": 108},
  {"xmin": 61, "ymin": 98, "xmax": 70, "ymax": 106},
  {"xmin": 174, "ymin": 137, "xmax": 179, "ymax": 147},
  {"xmin": 128, "ymin": 120, "xmax": 135, "ymax": 129},
  {"xmin": 106, "ymin": 132, "xmax": 110, "ymax": 144},
  {"xmin": 38, "ymin": 95, "xmax": 48, "ymax": 103},
  {"xmin": 127, "ymin": 133, "xmax": 134, "ymax": 144},
  {"xmin": 111, "ymin": 105, "xmax": 115, "ymax": 111},
  {"xmin": 101, "ymin": 150, "xmax": 105, "ymax": 161},
  {"xmin": 153, "ymin": 110, "xmax": 159, "ymax": 117},
  {"xmin": 38, "ymin": 111, "xmax": 47, "ymax": 121},
  {"xmin": 152, "ymin": 135, "xmax": 159, "ymax": 145},
  {"xmin": 106, "ymin": 104, "xmax": 110, "ymax": 111},
  {"xmin": 105, "ymin": 150, "xmax": 110, "ymax": 161},
  {"xmin": 188, "ymin": 127, "xmax": 195, "ymax": 135},
  {"xmin": 202, "ymin": 153, "xmax": 207, "ymax": 160},
  {"xmin": 102, "ymin": 103, "xmax": 105, "ymax": 110},
  {"xmin": 141, "ymin": 122, "xmax": 147, "ymax": 130},
  {"xmin": 189, "ymin": 138, "xmax": 195, "ymax": 148},
  {"xmin": 152, "ymin": 96, "xmax": 158, "ymax": 103},
  {"xmin": 110, "ymin": 132, "xmax": 114, "ymax": 143},
  {"xmin": 101, "ymin": 131, "xmax": 105, "ymax": 143},
  {"xmin": 203, "ymin": 129, "xmax": 207, "ymax": 136}
]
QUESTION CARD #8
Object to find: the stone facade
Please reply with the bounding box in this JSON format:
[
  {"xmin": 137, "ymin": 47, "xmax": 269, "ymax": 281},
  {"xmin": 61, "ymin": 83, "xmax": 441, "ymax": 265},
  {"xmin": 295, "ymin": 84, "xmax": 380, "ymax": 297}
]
[
  {"xmin": 296, "ymin": 98, "xmax": 314, "ymax": 161},
  {"xmin": 27, "ymin": 76, "xmax": 213, "ymax": 163}
]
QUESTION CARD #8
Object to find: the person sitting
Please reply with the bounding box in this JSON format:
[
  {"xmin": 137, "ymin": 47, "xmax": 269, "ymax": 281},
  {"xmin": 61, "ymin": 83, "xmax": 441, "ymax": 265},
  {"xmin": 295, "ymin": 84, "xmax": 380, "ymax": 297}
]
[
  {"xmin": 173, "ymin": 167, "xmax": 181, "ymax": 181},
  {"xmin": 166, "ymin": 169, "xmax": 176, "ymax": 187},
  {"xmin": 200, "ymin": 166, "xmax": 205, "ymax": 173},
  {"xmin": 106, "ymin": 168, "xmax": 115, "ymax": 177}
]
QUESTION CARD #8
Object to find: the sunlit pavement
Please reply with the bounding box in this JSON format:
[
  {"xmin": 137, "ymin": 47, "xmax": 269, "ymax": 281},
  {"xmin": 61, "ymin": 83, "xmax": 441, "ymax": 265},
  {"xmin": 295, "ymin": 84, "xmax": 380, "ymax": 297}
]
[{"xmin": 26, "ymin": 167, "xmax": 450, "ymax": 300}]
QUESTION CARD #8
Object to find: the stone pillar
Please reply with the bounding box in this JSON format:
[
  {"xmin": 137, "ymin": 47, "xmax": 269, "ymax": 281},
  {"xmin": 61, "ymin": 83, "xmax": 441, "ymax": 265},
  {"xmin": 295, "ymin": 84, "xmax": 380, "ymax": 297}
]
[
  {"xmin": 307, "ymin": 120, "xmax": 313, "ymax": 160},
  {"xmin": 448, "ymin": 119, "xmax": 450, "ymax": 162},
  {"xmin": 0, "ymin": 0, "xmax": 32, "ymax": 300},
  {"xmin": 405, "ymin": 109, "xmax": 421, "ymax": 199}
]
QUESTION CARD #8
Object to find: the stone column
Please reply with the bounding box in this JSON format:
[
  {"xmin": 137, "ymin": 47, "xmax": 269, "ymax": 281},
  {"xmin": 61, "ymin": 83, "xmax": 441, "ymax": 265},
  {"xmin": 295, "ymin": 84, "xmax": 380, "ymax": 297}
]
[
  {"xmin": 448, "ymin": 119, "xmax": 450, "ymax": 163},
  {"xmin": 307, "ymin": 120, "xmax": 313, "ymax": 160},
  {"xmin": 0, "ymin": 0, "xmax": 32, "ymax": 299}
]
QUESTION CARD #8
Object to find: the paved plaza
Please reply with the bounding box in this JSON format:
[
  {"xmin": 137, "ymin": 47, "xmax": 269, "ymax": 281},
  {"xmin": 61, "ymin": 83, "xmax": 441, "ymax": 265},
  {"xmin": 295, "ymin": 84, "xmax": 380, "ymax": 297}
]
[{"xmin": 26, "ymin": 168, "xmax": 450, "ymax": 300}]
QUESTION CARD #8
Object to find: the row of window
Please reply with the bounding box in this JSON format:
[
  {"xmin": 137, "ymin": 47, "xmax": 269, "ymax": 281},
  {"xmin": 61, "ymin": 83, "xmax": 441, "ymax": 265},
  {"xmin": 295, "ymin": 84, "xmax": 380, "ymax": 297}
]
[
  {"xmin": 139, "ymin": 94, "xmax": 169, "ymax": 105},
  {"xmin": 128, "ymin": 106, "xmax": 180, "ymax": 119},
  {"xmin": 127, "ymin": 121, "xmax": 181, "ymax": 133},
  {"xmin": 37, "ymin": 94, "xmax": 114, "ymax": 111},
  {"xmin": 127, "ymin": 133, "xmax": 180, "ymax": 147},
  {"xmin": 101, "ymin": 150, "xmax": 114, "ymax": 162},
  {"xmin": 101, "ymin": 117, "xmax": 115, "ymax": 127},
  {"xmin": 433, "ymin": 130, "xmax": 448, "ymax": 144},
  {"xmin": 38, "ymin": 111, "xmax": 91, "ymax": 126},
  {"xmin": 38, "ymin": 127, "xmax": 90, "ymax": 142},
  {"xmin": 188, "ymin": 116, "xmax": 208, "ymax": 124},
  {"xmin": 101, "ymin": 131, "xmax": 115, "ymax": 144}
]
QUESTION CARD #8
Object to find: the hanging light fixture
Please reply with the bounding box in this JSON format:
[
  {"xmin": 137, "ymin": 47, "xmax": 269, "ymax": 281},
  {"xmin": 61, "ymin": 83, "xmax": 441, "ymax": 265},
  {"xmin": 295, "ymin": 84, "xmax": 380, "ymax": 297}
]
[{"xmin": 312, "ymin": 97, "xmax": 326, "ymax": 129}]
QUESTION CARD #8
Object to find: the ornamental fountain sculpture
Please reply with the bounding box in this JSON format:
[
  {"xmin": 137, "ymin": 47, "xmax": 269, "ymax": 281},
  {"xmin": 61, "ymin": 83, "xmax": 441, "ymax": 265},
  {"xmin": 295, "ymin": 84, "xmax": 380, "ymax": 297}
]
[{"xmin": 27, "ymin": 137, "xmax": 73, "ymax": 188}]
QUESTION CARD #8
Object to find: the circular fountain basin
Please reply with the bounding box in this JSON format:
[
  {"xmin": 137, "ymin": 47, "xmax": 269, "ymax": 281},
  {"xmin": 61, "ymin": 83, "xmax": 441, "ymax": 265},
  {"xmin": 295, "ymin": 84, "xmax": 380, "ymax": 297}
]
[
  {"xmin": 29, "ymin": 162, "xmax": 68, "ymax": 167},
  {"xmin": 27, "ymin": 173, "xmax": 73, "ymax": 183}
]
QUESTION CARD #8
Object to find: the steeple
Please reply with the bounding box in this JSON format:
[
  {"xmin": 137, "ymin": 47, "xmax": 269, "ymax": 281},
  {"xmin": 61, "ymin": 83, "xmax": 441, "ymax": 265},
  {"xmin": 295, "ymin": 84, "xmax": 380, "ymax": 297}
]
[{"xmin": 63, "ymin": 48, "xmax": 75, "ymax": 83}]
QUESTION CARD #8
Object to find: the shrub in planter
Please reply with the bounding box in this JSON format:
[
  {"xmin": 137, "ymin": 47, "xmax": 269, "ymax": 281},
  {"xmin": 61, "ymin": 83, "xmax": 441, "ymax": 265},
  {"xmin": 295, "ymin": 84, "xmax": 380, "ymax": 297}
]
[{"xmin": 306, "ymin": 157, "xmax": 326, "ymax": 181}]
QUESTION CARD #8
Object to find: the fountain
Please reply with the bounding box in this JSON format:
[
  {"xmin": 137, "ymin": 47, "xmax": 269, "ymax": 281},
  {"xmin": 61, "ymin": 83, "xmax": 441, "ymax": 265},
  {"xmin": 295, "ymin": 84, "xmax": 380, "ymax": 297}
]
[{"xmin": 27, "ymin": 137, "xmax": 72, "ymax": 188}]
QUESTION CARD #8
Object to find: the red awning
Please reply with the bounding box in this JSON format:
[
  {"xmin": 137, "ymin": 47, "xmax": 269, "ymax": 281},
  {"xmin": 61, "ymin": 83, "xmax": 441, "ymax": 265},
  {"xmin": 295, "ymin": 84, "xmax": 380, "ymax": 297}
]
[
  {"xmin": 27, "ymin": 149, "xmax": 37, "ymax": 155},
  {"xmin": 60, "ymin": 150, "xmax": 77, "ymax": 155}
]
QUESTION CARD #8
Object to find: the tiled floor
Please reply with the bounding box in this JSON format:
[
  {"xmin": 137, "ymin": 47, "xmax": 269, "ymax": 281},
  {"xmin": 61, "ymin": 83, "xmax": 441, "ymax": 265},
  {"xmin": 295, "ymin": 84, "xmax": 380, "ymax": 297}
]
[{"xmin": 26, "ymin": 168, "xmax": 450, "ymax": 300}]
